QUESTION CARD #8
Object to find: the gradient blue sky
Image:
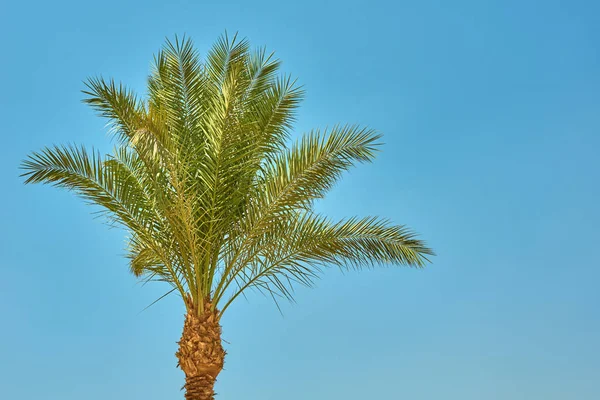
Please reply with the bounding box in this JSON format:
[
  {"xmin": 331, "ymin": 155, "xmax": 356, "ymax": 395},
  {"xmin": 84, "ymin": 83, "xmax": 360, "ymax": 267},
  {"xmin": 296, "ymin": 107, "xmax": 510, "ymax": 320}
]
[{"xmin": 1, "ymin": 0, "xmax": 599, "ymax": 399}]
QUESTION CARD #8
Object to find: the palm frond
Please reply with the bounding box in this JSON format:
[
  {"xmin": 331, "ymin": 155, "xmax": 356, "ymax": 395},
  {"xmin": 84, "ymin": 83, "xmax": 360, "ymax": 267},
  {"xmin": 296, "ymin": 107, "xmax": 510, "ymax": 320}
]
[
  {"xmin": 217, "ymin": 212, "xmax": 433, "ymax": 314},
  {"xmin": 21, "ymin": 144, "xmax": 152, "ymax": 230},
  {"xmin": 82, "ymin": 77, "xmax": 145, "ymax": 142}
]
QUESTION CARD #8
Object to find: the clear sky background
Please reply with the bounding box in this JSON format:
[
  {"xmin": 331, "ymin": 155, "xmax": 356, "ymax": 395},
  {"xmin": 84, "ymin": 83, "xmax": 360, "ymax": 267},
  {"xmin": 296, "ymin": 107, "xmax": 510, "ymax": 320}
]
[{"xmin": 1, "ymin": 0, "xmax": 599, "ymax": 399}]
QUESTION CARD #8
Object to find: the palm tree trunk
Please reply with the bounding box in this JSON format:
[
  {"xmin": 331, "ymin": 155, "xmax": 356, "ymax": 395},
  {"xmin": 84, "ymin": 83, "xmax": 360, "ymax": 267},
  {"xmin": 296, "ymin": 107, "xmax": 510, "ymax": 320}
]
[{"xmin": 176, "ymin": 298, "xmax": 226, "ymax": 400}]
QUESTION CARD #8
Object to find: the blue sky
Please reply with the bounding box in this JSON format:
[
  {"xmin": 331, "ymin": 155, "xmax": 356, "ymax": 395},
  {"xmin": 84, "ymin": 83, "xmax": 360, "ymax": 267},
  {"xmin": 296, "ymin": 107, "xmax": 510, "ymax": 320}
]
[{"xmin": 1, "ymin": 0, "xmax": 599, "ymax": 399}]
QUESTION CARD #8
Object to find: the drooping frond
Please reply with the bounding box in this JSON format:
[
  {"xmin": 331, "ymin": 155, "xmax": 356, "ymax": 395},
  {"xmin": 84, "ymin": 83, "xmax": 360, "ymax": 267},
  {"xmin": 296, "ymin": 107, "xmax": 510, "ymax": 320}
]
[
  {"xmin": 215, "ymin": 212, "xmax": 433, "ymax": 314},
  {"xmin": 21, "ymin": 144, "xmax": 154, "ymax": 231}
]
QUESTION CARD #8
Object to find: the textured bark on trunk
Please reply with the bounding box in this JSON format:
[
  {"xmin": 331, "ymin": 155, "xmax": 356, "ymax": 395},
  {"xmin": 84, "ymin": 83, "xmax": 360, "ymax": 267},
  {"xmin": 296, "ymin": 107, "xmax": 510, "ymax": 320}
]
[{"xmin": 176, "ymin": 298, "xmax": 225, "ymax": 400}]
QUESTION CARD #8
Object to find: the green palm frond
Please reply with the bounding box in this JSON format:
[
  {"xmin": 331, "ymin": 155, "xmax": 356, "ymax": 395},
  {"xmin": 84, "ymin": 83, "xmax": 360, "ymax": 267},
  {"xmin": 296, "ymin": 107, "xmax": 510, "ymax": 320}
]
[
  {"xmin": 82, "ymin": 77, "xmax": 145, "ymax": 142},
  {"xmin": 22, "ymin": 144, "xmax": 154, "ymax": 231},
  {"xmin": 262, "ymin": 124, "xmax": 381, "ymax": 212},
  {"xmin": 21, "ymin": 33, "xmax": 433, "ymax": 317},
  {"xmin": 216, "ymin": 212, "xmax": 432, "ymax": 313}
]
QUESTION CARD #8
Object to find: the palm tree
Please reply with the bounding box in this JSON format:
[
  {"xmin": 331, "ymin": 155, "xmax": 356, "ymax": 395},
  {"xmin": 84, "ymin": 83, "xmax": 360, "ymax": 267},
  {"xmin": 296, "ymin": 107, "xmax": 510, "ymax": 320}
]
[{"xmin": 21, "ymin": 34, "xmax": 433, "ymax": 400}]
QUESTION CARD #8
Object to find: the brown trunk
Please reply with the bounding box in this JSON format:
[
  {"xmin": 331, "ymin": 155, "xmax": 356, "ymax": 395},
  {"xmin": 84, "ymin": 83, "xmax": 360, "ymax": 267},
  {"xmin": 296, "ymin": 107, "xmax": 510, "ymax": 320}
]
[{"xmin": 176, "ymin": 297, "xmax": 226, "ymax": 400}]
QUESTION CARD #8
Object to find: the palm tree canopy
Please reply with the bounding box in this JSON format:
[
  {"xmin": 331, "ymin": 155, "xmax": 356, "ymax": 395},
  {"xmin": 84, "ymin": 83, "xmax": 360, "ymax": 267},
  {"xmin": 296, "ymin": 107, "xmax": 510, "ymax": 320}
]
[{"xmin": 21, "ymin": 34, "xmax": 433, "ymax": 317}]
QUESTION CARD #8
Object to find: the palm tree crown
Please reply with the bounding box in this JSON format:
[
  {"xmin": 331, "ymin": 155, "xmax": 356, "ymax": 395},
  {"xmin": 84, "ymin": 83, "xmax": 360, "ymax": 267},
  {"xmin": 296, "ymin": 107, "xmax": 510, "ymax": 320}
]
[{"xmin": 21, "ymin": 34, "xmax": 433, "ymax": 319}]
